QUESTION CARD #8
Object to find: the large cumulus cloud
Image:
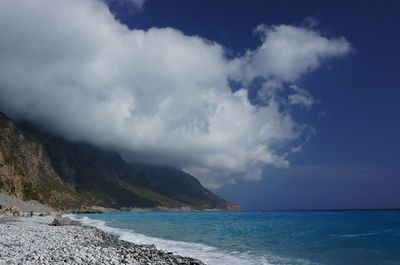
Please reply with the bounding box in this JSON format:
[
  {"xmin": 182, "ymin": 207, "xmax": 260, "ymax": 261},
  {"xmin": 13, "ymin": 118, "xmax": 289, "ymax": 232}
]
[{"xmin": 0, "ymin": 0, "xmax": 351, "ymax": 187}]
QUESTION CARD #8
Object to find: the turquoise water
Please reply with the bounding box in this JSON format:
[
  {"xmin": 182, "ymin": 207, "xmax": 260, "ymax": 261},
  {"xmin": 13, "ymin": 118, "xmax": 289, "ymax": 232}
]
[{"xmin": 72, "ymin": 211, "xmax": 400, "ymax": 265}]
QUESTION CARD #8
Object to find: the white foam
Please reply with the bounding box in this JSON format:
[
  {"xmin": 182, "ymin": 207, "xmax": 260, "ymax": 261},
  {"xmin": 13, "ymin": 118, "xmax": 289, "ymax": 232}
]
[{"xmin": 66, "ymin": 214, "xmax": 273, "ymax": 265}]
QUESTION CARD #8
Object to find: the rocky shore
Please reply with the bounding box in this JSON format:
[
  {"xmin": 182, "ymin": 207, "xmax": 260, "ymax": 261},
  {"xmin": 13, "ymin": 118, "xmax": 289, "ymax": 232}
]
[{"xmin": 0, "ymin": 215, "xmax": 205, "ymax": 265}]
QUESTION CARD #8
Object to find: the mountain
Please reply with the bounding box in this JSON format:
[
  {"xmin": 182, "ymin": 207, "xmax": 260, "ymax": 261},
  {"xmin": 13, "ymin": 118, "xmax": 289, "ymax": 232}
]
[{"xmin": 0, "ymin": 112, "xmax": 239, "ymax": 210}]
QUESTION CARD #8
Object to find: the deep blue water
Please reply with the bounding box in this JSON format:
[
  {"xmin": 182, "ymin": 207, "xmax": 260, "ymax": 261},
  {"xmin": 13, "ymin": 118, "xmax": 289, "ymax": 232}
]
[{"xmin": 72, "ymin": 211, "xmax": 400, "ymax": 265}]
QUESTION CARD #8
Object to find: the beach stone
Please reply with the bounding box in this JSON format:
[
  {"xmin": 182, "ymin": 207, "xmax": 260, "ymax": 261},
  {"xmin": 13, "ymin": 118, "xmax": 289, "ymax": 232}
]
[
  {"xmin": 0, "ymin": 215, "xmax": 206, "ymax": 265},
  {"xmin": 50, "ymin": 216, "xmax": 79, "ymax": 226}
]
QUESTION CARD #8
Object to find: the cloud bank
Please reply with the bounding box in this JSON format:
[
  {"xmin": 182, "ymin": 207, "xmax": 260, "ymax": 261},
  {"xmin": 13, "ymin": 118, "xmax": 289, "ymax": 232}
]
[{"xmin": 0, "ymin": 0, "xmax": 350, "ymax": 187}]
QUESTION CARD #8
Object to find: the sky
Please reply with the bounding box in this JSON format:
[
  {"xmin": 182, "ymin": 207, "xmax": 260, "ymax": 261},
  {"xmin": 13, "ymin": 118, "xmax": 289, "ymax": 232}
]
[{"xmin": 0, "ymin": 0, "xmax": 399, "ymax": 210}]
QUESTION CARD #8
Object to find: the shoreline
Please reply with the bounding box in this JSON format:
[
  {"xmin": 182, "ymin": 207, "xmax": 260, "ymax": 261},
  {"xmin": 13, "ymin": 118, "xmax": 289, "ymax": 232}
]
[{"xmin": 0, "ymin": 215, "xmax": 205, "ymax": 265}]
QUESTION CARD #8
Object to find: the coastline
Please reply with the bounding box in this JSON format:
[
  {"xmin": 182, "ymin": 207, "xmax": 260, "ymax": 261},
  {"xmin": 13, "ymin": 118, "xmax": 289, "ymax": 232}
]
[{"xmin": 0, "ymin": 214, "xmax": 205, "ymax": 265}]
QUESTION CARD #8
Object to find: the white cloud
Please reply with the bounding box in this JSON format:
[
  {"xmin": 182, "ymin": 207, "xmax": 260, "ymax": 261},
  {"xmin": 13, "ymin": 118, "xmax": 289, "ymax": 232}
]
[
  {"xmin": 288, "ymin": 85, "xmax": 314, "ymax": 108},
  {"xmin": 0, "ymin": 0, "xmax": 351, "ymax": 188},
  {"xmin": 105, "ymin": 0, "xmax": 147, "ymax": 11},
  {"xmin": 130, "ymin": 0, "xmax": 146, "ymax": 8},
  {"xmin": 237, "ymin": 24, "xmax": 351, "ymax": 82}
]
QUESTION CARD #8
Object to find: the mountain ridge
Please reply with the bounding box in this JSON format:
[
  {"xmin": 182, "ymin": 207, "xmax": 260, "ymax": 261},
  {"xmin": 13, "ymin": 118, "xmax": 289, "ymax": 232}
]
[{"xmin": 0, "ymin": 112, "xmax": 239, "ymax": 211}]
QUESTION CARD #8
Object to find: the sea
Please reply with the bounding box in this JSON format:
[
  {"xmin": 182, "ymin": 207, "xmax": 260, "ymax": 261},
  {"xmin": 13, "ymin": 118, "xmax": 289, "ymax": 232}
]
[{"xmin": 70, "ymin": 210, "xmax": 400, "ymax": 265}]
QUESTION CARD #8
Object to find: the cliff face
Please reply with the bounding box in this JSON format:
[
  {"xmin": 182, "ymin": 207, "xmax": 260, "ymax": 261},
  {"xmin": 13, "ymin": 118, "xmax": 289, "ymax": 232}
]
[
  {"xmin": 0, "ymin": 113, "xmax": 81, "ymax": 208},
  {"xmin": 0, "ymin": 112, "xmax": 239, "ymax": 210}
]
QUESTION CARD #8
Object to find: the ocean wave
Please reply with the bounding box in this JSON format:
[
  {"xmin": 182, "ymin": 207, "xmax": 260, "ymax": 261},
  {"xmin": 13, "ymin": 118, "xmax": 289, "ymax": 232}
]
[
  {"xmin": 66, "ymin": 214, "xmax": 273, "ymax": 265},
  {"xmin": 335, "ymin": 229, "xmax": 394, "ymax": 237}
]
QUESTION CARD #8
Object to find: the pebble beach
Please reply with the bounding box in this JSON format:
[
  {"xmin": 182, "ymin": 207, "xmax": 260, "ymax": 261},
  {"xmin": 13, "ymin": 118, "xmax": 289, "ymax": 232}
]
[{"xmin": 0, "ymin": 215, "xmax": 205, "ymax": 265}]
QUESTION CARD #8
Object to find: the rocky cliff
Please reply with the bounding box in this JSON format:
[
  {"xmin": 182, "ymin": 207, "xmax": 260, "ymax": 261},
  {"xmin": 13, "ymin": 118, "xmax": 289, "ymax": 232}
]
[{"xmin": 0, "ymin": 112, "xmax": 239, "ymax": 210}]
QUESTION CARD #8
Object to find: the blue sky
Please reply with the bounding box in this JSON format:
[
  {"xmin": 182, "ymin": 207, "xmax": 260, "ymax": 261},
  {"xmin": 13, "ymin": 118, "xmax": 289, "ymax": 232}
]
[
  {"xmin": 0, "ymin": 0, "xmax": 399, "ymax": 210},
  {"xmin": 110, "ymin": 0, "xmax": 400, "ymax": 210}
]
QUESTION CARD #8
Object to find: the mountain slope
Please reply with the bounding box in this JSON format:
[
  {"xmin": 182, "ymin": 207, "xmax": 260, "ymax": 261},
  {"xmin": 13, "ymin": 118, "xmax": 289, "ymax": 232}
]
[
  {"xmin": 0, "ymin": 113, "xmax": 82, "ymax": 208},
  {"xmin": 0, "ymin": 112, "xmax": 239, "ymax": 210}
]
